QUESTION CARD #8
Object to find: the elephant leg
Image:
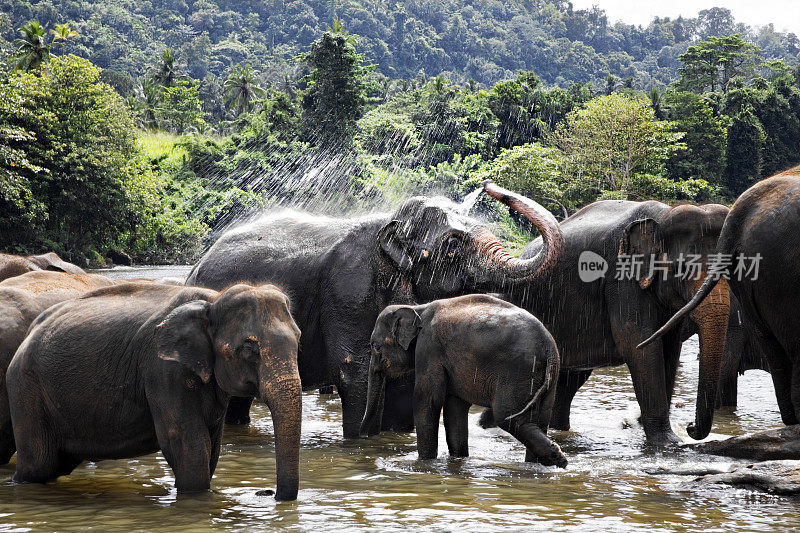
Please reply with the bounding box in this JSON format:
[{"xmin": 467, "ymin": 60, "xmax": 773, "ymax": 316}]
[
  {"xmin": 550, "ymin": 371, "xmax": 592, "ymax": 431},
  {"xmin": 154, "ymin": 416, "xmax": 213, "ymax": 493},
  {"xmin": 381, "ymin": 375, "xmax": 415, "ymax": 432},
  {"xmin": 443, "ymin": 395, "xmax": 470, "ymax": 457},
  {"xmin": 662, "ymin": 331, "xmax": 681, "ymax": 404},
  {"xmin": 54, "ymin": 454, "xmax": 82, "ymax": 478},
  {"xmin": 318, "ymin": 386, "xmax": 336, "ymax": 395},
  {"xmin": 0, "ymin": 395, "xmax": 15, "ymax": 465},
  {"xmin": 757, "ymin": 335, "xmax": 798, "ymax": 425},
  {"xmin": 12, "ymin": 409, "xmax": 61, "ymax": 484},
  {"xmin": 208, "ymin": 423, "xmax": 223, "ymax": 477},
  {"xmin": 498, "ymin": 420, "xmax": 567, "ymax": 468},
  {"xmin": 716, "ymin": 374, "xmax": 738, "ymax": 409},
  {"xmin": 413, "ymin": 370, "xmax": 446, "ymax": 461},
  {"xmin": 225, "ymin": 396, "xmax": 254, "ymax": 425},
  {"xmin": 626, "ymin": 341, "xmax": 680, "ymax": 445}
]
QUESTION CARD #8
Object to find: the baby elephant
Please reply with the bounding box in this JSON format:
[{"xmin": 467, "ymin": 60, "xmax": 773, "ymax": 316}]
[
  {"xmin": 7, "ymin": 282, "xmax": 302, "ymax": 499},
  {"xmin": 360, "ymin": 294, "xmax": 567, "ymax": 468}
]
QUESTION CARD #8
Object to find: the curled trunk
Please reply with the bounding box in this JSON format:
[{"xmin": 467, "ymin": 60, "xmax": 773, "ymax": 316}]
[
  {"xmin": 688, "ymin": 279, "xmax": 731, "ymax": 440},
  {"xmin": 260, "ymin": 373, "xmax": 302, "ymax": 501},
  {"xmin": 478, "ymin": 181, "xmax": 564, "ymax": 284}
]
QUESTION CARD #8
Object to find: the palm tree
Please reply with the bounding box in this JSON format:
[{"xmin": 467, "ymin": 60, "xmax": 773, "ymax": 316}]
[
  {"xmin": 150, "ymin": 49, "xmax": 187, "ymax": 88},
  {"xmin": 50, "ymin": 23, "xmax": 79, "ymax": 53},
  {"xmin": 13, "ymin": 21, "xmax": 50, "ymax": 71},
  {"xmin": 224, "ymin": 64, "xmax": 266, "ymax": 116}
]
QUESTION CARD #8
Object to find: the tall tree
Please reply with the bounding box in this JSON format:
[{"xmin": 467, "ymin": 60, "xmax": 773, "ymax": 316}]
[
  {"xmin": 12, "ymin": 21, "xmax": 50, "ymax": 71},
  {"xmin": 224, "ymin": 64, "xmax": 267, "ymax": 117},
  {"xmin": 664, "ymin": 91, "xmax": 727, "ymax": 182},
  {"xmin": 554, "ymin": 93, "xmax": 685, "ymax": 191},
  {"xmin": 724, "ymin": 108, "xmax": 764, "ymax": 195},
  {"xmin": 150, "ymin": 49, "xmax": 188, "ymax": 88},
  {"xmin": 298, "ymin": 24, "xmax": 371, "ymax": 149},
  {"xmin": 677, "ymin": 35, "xmax": 761, "ymax": 93}
]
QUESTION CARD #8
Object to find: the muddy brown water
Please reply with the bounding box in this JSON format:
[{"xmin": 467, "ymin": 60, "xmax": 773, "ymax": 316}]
[{"xmin": 0, "ymin": 266, "xmax": 795, "ymax": 531}]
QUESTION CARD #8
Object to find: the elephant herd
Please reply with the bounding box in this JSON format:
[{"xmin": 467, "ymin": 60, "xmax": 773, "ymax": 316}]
[{"xmin": 0, "ymin": 168, "xmax": 798, "ymax": 502}]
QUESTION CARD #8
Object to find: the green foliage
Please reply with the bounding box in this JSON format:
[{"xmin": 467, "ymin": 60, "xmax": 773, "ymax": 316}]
[
  {"xmin": 224, "ymin": 64, "xmax": 266, "ymax": 117},
  {"xmin": 299, "ymin": 29, "xmax": 372, "ymax": 150},
  {"xmin": 664, "ymin": 91, "xmax": 727, "ymax": 182},
  {"xmin": 554, "ymin": 93, "xmax": 685, "ymax": 191},
  {"xmin": 155, "ymin": 81, "xmax": 207, "ymax": 134},
  {"xmin": 4, "ymin": 1, "xmax": 797, "ymax": 90},
  {"xmin": 725, "ymin": 108, "xmax": 764, "ymax": 195},
  {"xmin": 0, "ymin": 55, "xmax": 138, "ymax": 254},
  {"xmin": 677, "ymin": 35, "xmax": 761, "ymax": 93}
]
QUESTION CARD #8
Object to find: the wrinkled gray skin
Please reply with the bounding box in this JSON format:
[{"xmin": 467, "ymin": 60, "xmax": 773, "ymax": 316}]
[
  {"xmin": 186, "ymin": 189, "xmax": 563, "ymax": 439},
  {"xmin": 361, "ymin": 295, "xmax": 566, "ymax": 467},
  {"xmin": 716, "ymin": 295, "xmax": 770, "ymax": 408},
  {"xmin": 0, "ymin": 271, "xmax": 114, "ymax": 464},
  {"xmin": 7, "ymin": 282, "xmax": 302, "ymax": 500},
  {"xmin": 0, "ymin": 252, "xmax": 85, "ymax": 282},
  {"xmin": 482, "ymin": 193, "xmax": 731, "ymax": 445},
  {"xmin": 643, "ymin": 168, "xmax": 800, "ymax": 432}
]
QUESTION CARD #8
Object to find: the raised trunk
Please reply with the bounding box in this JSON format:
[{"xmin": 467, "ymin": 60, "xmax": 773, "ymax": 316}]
[
  {"xmin": 477, "ymin": 181, "xmax": 564, "ymax": 284},
  {"xmin": 360, "ymin": 365, "xmax": 386, "ymax": 437},
  {"xmin": 687, "ymin": 279, "xmax": 731, "ymax": 440},
  {"xmin": 261, "ymin": 373, "xmax": 302, "ymax": 501}
]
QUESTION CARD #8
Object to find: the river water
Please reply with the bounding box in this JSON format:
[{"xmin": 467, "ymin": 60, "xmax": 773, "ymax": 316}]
[{"xmin": 0, "ymin": 266, "xmax": 793, "ymax": 531}]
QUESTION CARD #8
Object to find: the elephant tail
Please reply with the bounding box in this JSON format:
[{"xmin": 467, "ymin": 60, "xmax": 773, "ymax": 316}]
[
  {"xmin": 478, "ymin": 408, "xmax": 497, "ymax": 428},
  {"xmin": 637, "ymin": 270, "xmax": 722, "ymax": 349},
  {"xmin": 505, "ymin": 346, "xmax": 559, "ymax": 422}
]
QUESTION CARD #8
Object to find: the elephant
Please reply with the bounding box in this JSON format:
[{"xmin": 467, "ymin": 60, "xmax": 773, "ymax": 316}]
[
  {"xmin": 0, "ymin": 252, "xmax": 85, "ymax": 282},
  {"xmin": 186, "ymin": 190, "xmax": 563, "ymax": 438},
  {"xmin": 6, "ymin": 282, "xmax": 302, "ymax": 499},
  {"xmin": 641, "ymin": 166, "xmax": 800, "ymax": 434},
  {"xmin": 0, "ymin": 270, "xmax": 114, "ymax": 464},
  {"xmin": 716, "ymin": 295, "xmax": 770, "ymax": 408},
  {"xmin": 482, "ymin": 181, "xmax": 731, "ymax": 444},
  {"xmin": 360, "ymin": 294, "xmax": 567, "ymax": 467}
]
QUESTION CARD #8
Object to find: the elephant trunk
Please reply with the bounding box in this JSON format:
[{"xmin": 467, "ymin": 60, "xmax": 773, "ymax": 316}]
[
  {"xmin": 687, "ymin": 278, "xmax": 731, "ymax": 440},
  {"xmin": 477, "ymin": 180, "xmax": 564, "ymax": 285},
  {"xmin": 260, "ymin": 371, "xmax": 302, "ymax": 501},
  {"xmin": 359, "ymin": 362, "xmax": 386, "ymax": 437}
]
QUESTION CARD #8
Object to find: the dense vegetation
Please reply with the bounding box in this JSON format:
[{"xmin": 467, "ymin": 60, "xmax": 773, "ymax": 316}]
[{"xmin": 2, "ymin": 3, "xmax": 800, "ymax": 265}]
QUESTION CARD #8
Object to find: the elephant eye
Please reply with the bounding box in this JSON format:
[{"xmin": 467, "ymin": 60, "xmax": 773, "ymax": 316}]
[
  {"xmin": 239, "ymin": 339, "xmax": 260, "ymax": 362},
  {"xmin": 444, "ymin": 235, "xmax": 461, "ymax": 256}
]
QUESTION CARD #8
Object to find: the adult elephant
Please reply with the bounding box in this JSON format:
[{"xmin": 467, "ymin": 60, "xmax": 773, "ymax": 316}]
[
  {"xmin": 0, "ymin": 252, "xmax": 85, "ymax": 282},
  {"xmin": 187, "ymin": 192, "xmax": 563, "ymax": 438},
  {"xmin": 484, "ymin": 183, "xmax": 730, "ymax": 444},
  {"xmin": 716, "ymin": 295, "xmax": 770, "ymax": 408},
  {"xmin": 642, "ymin": 166, "xmax": 800, "ymax": 434},
  {"xmin": 7, "ymin": 282, "xmax": 302, "ymax": 499},
  {"xmin": 0, "ymin": 270, "xmax": 114, "ymax": 464}
]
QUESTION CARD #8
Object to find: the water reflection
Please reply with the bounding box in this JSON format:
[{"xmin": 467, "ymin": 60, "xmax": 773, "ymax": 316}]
[{"xmin": 0, "ymin": 267, "xmax": 792, "ymax": 531}]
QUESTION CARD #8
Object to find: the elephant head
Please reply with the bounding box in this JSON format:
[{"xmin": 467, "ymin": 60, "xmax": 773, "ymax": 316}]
[
  {"xmin": 156, "ymin": 284, "xmax": 302, "ymax": 500},
  {"xmin": 377, "ymin": 182, "xmax": 564, "ymax": 300},
  {"xmin": 361, "ymin": 305, "xmax": 421, "ymax": 436},
  {"xmin": 619, "ymin": 203, "xmax": 730, "ymax": 440},
  {"xmin": 27, "ymin": 252, "xmax": 85, "ymax": 274}
]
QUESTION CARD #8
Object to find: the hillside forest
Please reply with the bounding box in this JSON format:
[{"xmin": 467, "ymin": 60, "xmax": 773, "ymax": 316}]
[{"xmin": 1, "ymin": 2, "xmax": 800, "ymax": 264}]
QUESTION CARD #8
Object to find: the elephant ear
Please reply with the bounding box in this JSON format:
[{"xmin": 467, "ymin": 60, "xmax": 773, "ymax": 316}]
[
  {"xmin": 619, "ymin": 218, "xmax": 660, "ymax": 289},
  {"xmin": 156, "ymin": 300, "xmax": 215, "ymax": 383},
  {"xmin": 378, "ymin": 220, "xmax": 414, "ymax": 272},
  {"xmin": 29, "ymin": 252, "xmax": 84, "ymax": 274},
  {"xmin": 392, "ymin": 307, "xmax": 422, "ymax": 350}
]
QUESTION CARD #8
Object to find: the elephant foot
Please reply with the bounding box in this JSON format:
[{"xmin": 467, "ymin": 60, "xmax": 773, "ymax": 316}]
[
  {"xmin": 478, "ymin": 408, "xmax": 497, "ymax": 429},
  {"xmin": 548, "ymin": 415, "xmax": 570, "ymax": 431},
  {"xmin": 645, "ymin": 429, "xmax": 683, "ymax": 447}
]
